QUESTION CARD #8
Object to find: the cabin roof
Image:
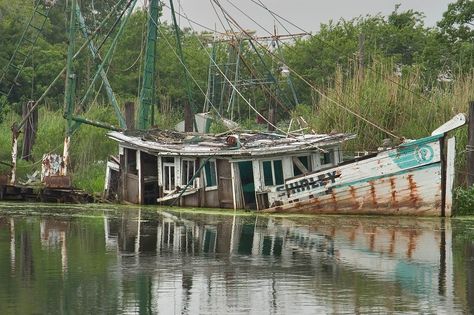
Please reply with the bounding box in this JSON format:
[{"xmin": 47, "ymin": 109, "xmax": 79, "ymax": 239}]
[{"xmin": 108, "ymin": 130, "xmax": 356, "ymax": 157}]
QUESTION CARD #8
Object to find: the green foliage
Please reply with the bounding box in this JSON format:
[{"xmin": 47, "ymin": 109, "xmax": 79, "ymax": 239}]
[
  {"xmin": 454, "ymin": 186, "xmax": 474, "ymax": 216},
  {"xmin": 72, "ymin": 161, "xmax": 106, "ymax": 194},
  {"xmin": 0, "ymin": 95, "xmax": 8, "ymax": 124},
  {"xmin": 438, "ymin": 0, "xmax": 474, "ymax": 42}
]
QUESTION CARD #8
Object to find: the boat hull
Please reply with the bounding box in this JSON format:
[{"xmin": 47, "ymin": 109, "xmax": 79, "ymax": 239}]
[{"xmin": 263, "ymin": 135, "xmax": 448, "ymax": 216}]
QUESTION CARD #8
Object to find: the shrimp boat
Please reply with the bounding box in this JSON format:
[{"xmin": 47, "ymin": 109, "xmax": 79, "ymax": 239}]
[{"xmin": 105, "ymin": 113, "xmax": 465, "ymax": 217}]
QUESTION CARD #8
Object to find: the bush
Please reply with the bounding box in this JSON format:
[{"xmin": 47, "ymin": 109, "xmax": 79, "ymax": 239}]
[{"xmin": 454, "ymin": 186, "xmax": 474, "ymax": 216}]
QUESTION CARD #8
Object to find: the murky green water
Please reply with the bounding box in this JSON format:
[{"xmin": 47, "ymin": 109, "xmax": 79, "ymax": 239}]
[{"xmin": 0, "ymin": 203, "xmax": 473, "ymax": 314}]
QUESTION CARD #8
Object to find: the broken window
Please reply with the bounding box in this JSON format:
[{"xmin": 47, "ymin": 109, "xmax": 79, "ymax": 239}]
[
  {"xmin": 293, "ymin": 155, "xmax": 312, "ymax": 176},
  {"xmin": 204, "ymin": 160, "xmax": 217, "ymax": 188},
  {"xmin": 182, "ymin": 159, "xmax": 196, "ymax": 186},
  {"xmin": 262, "ymin": 159, "xmax": 284, "ymax": 186},
  {"xmin": 320, "ymin": 150, "xmax": 333, "ymax": 166},
  {"xmin": 126, "ymin": 149, "xmax": 138, "ymax": 175}
]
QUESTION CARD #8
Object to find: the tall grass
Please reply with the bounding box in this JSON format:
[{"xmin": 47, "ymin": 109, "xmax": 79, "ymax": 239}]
[
  {"xmin": 297, "ymin": 61, "xmax": 474, "ymax": 193},
  {"xmin": 307, "ymin": 61, "xmax": 474, "ymax": 151}
]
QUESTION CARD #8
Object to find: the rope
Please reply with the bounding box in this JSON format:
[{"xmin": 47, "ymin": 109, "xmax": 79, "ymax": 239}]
[
  {"xmin": 166, "ymin": 4, "xmax": 290, "ymax": 135},
  {"xmin": 212, "ymin": 0, "xmax": 400, "ymax": 140},
  {"xmin": 147, "ymin": 11, "xmax": 227, "ymax": 124},
  {"xmin": 248, "ymin": 0, "xmax": 434, "ymax": 106}
]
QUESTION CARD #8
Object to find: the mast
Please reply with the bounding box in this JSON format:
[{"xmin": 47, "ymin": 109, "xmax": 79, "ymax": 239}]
[
  {"xmin": 137, "ymin": 0, "xmax": 160, "ymax": 130},
  {"xmin": 63, "ymin": 0, "xmax": 78, "ymax": 175}
]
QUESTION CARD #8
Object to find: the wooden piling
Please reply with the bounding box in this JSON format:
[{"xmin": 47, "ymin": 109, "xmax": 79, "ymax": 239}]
[
  {"xmin": 21, "ymin": 101, "xmax": 38, "ymax": 161},
  {"xmin": 184, "ymin": 101, "xmax": 193, "ymax": 132},
  {"xmin": 468, "ymin": 101, "xmax": 474, "ymax": 186},
  {"xmin": 125, "ymin": 101, "xmax": 135, "ymax": 130}
]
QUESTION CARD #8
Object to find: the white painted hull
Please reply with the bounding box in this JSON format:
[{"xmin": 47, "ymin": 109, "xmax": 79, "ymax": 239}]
[{"xmin": 263, "ymin": 134, "xmax": 451, "ymax": 216}]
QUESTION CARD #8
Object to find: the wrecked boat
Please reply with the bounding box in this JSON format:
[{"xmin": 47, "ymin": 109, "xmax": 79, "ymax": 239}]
[{"xmin": 104, "ymin": 114, "xmax": 465, "ymax": 217}]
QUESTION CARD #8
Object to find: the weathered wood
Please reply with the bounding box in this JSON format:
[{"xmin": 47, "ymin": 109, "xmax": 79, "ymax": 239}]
[
  {"xmin": 445, "ymin": 137, "xmax": 455, "ymax": 217},
  {"xmin": 21, "ymin": 101, "xmax": 38, "ymax": 161},
  {"xmin": 267, "ymin": 104, "xmax": 276, "ymax": 132},
  {"xmin": 124, "ymin": 101, "xmax": 135, "ymax": 130},
  {"xmin": 468, "ymin": 101, "xmax": 474, "ymax": 186},
  {"xmin": 292, "ymin": 156, "xmax": 308, "ymax": 174},
  {"xmin": 184, "ymin": 101, "xmax": 193, "ymax": 132}
]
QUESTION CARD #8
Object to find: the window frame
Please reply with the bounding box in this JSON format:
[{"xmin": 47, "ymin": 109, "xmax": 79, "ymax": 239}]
[
  {"xmin": 319, "ymin": 148, "xmax": 334, "ymax": 168},
  {"xmin": 181, "ymin": 158, "xmax": 197, "ymax": 187},
  {"xmin": 163, "ymin": 162, "xmax": 176, "ymax": 193},
  {"xmin": 293, "ymin": 154, "xmax": 313, "ymax": 176},
  {"xmin": 204, "ymin": 159, "xmax": 218, "ymax": 191},
  {"xmin": 261, "ymin": 158, "xmax": 284, "ymax": 188}
]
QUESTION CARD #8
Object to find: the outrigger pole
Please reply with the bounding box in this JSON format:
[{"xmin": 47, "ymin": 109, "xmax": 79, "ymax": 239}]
[{"xmin": 137, "ymin": 0, "xmax": 160, "ymax": 130}]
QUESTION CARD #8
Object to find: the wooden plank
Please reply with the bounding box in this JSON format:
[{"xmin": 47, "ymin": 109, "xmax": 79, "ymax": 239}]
[
  {"xmin": 469, "ymin": 101, "xmax": 474, "ymax": 186},
  {"xmin": 444, "ymin": 137, "xmax": 455, "ymax": 217}
]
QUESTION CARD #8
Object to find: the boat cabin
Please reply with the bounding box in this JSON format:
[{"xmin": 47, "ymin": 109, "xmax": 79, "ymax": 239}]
[{"xmin": 105, "ymin": 130, "xmax": 355, "ymax": 210}]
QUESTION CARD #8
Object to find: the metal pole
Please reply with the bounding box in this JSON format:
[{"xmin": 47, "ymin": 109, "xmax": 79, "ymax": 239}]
[
  {"xmin": 75, "ymin": 8, "xmax": 126, "ymax": 128},
  {"xmin": 468, "ymin": 101, "xmax": 474, "ymax": 186},
  {"xmin": 9, "ymin": 123, "xmax": 20, "ymax": 185},
  {"xmin": 138, "ymin": 0, "xmax": 160, "ymax": 130},
  {"xmin": 63, "ymin": 0, "xmax": 78, "ymax": 176}
]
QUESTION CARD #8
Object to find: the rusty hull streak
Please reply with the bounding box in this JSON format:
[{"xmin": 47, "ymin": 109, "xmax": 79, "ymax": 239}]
[
  {"xmin": 408, "ymin": 174, "xmax": 419, "ymax": 208},
  {"xmin": 369, "ymin": 181, "xmax": 378, "ymax": 208},
  {"xmin": 390, "ymin": 177, "xmax": 398, "ymax": 209},
  {"xmin": 349, "ymin": 186, "xmax": 358, "ymax": 210}
]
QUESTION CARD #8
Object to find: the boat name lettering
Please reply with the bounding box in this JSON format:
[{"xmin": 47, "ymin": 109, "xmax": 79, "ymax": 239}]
[{"xmin": 276, "ymin": 171, "xmax": 339, "ymax": 196}]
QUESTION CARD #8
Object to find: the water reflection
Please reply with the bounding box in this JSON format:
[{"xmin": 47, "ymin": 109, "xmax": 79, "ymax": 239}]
[{"xmin": 0, "ymin": 206, "xmax": 473, "ymax": 314}]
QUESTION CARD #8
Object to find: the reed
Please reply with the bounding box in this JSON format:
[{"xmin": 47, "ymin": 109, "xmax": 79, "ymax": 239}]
[{"xmin": 309, "ymin": 61, "xmax": 473, "ymax": 149}]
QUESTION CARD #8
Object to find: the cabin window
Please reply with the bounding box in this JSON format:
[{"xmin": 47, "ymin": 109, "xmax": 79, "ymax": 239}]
[
  {"xmin": 293, "ymin": 155, "xmax": 312, "ymax": 176},
  {"xmin": 262, "ymin": 160, "xmax": 284, "ymax": 186},
  {"xmin": 182, "ymin": 159, "xmax": 196, "ymax": 186},
  {"xmin": 204, "ymin": 160, "xmax": 218, "ymax": 188},
  {"xmin": 320, "ymin": 150, "xmax": 333, "ymax": 166},
  {"xmin": 163, "ymin": 162, "xmax": 176, "ymax": 193}
]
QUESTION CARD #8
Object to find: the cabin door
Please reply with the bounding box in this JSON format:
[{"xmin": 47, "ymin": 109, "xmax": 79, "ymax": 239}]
[
  {"xmin": 217, "ymin": 159, "xmax": 234, "ymax": 208},
  {"xmin": 238, "ymin": 161, "xmax": 256, "ymax": 209}
]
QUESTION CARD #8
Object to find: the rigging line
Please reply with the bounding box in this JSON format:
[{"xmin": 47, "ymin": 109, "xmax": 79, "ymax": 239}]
[
  {"xmin": 121, "ymin": 51, "xmax": 142, "ymax": 72},
  {"xmin": 210, "ymin": 0, "xmax": 231, "ymax": 35},
  {"xmin": 138, "ymin": 5, "xmax": 147, "ymax": 99},
  {"xmin": 96, "ymin": 0, "xmax": 135, "ymax": 52},
  {"xmin": 209, "ymin": 0, "xmax": 294, "ymax": 115},
  {"xmin": 215, "ymin": 3, "xmax": 297, "ymax": 114},
  {"xmin": 251, "ymin": 0, "xmax": 434, "ymax": 105},
  {"xmin": 213, "ymin": 0, "xmax": 400, "ymax": 139},
  {"xmin": 161, "ymin": 2, "xmax": 227, "ymax": 36},
  {"xmin": 168, "ymin": 4, "xmax": 289, "ymax": 135},
  {"xmin": 147, "ymin": 11, "xmax": 226, "ymax": 123}
]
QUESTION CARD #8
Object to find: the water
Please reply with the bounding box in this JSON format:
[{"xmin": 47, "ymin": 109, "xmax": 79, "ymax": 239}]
[{"xmin": 0, "ymin": 203, "xmax": 473, "ymax": 314}]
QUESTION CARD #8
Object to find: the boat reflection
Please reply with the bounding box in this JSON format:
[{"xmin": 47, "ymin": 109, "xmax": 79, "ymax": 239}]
[{"xmin": 2, "ymin": 209, "xmax": 473, "ymax": 314}]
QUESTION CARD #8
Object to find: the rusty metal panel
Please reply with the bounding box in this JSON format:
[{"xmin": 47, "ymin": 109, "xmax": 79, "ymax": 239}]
[
  {"xmin": 41, "ymin": 154, "xmax": 65, "ymax": 181},
  {"xmin": 44, "ymin": 175, "xmax": 72, "ymax": 189}
]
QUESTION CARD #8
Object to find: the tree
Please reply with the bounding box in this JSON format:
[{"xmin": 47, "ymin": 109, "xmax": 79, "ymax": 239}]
[{"xmin": 438, "ymin": 0, "xmax": 474, "ymax": 42}]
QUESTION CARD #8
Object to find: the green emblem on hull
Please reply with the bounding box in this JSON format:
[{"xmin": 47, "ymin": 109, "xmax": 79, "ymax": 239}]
[{"xmin": 390, "ymin": 144, "xmax": 434, "ymax": 169}]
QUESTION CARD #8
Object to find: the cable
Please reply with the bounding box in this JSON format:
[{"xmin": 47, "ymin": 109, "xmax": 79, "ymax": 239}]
[
  {"xmin": 161, "ymin": 4, "xmax": 288, "ymax": 134},
  {"xmin": 249, "ymin": 0, "xmax": 434, "ymax": 105},
  {"xmin": 213, "ymin": 0, "xmax": 400, "ymax": 139},
  {"xmin": 161, "ymin": 2, "xmax": 227, "ymax": 36},
  {"xmin": 147, "ymin": 11, "xmax": 226, "ymax": 123}
]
